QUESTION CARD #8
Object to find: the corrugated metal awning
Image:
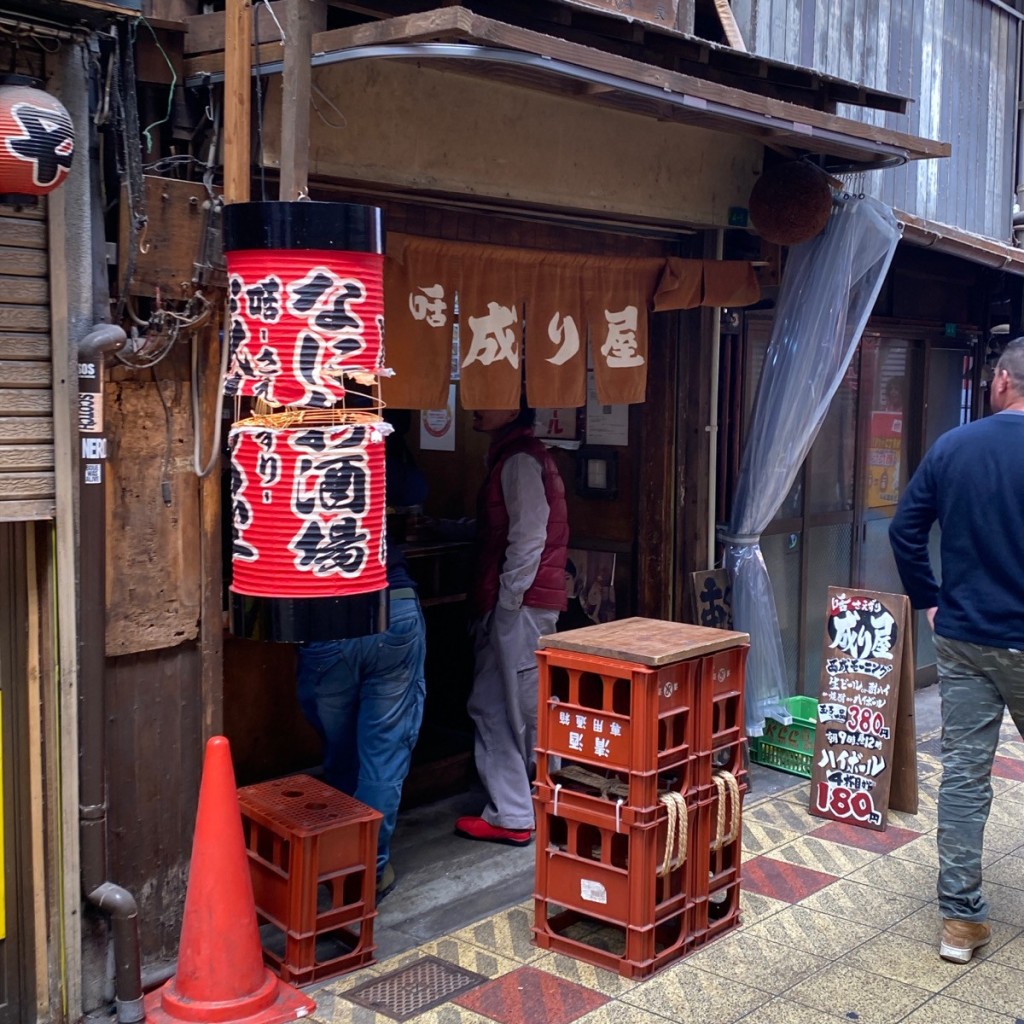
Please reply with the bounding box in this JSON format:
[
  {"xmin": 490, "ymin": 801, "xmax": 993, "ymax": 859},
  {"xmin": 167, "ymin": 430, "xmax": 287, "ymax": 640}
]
[
  {"xmin": 897, "ymin": 210, "xmax": 1024, "ymax": 276},
  {"xmin": 184, "ymin": 7, "xmax": 950, "ymax": 173}
]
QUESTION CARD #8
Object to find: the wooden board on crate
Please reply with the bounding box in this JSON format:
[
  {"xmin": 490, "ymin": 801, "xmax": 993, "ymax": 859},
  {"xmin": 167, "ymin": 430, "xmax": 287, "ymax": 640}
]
[{"xmin": 540, "ymin": 616, "xmax": 749, "ymax": 666}]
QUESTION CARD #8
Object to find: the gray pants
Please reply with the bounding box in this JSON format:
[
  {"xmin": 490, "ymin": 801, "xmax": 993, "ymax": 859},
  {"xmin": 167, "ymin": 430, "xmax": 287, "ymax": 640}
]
[
  {"xmin": 936, "ymin": 634, "xmax": 1024, "ymax": 921},
  {"xmin": 467, "ymin": 604, "xmax": 559, "ymax": 830}
]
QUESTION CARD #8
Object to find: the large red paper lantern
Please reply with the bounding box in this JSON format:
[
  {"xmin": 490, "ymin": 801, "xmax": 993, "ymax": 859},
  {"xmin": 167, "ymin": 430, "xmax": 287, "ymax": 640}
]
[
  {"xmin": 229, "ymin": 416, "xmax": 389, "ymax": 599},
  {"xmin": 0, "ymin": 74, "xmax": 74, "ymax": 201},
  {"xmin": 222, "ymin": 202, "xmax": 384, "ymax": 407}
]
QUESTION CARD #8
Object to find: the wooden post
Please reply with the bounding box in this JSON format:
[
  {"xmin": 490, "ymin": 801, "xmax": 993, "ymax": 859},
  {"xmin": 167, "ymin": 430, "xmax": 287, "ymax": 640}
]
[
  {"xmin": 279, "ymin": 0, "xmax": 325, "ymax": 200},
  {"xmin": 224, "ymin": 0, "xmax": 252, "ymax": 204}
]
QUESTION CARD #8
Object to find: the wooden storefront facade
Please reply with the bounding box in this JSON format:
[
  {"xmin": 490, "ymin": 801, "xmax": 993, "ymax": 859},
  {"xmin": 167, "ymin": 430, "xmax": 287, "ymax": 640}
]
[{"xmin": 15, "ymin": 2, "xmax": 1024, "ymax": 1021}]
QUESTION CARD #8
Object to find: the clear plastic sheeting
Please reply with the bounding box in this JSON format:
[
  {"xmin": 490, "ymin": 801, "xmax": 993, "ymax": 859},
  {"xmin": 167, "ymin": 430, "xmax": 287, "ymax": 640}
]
[{"xmin": 722, "ymin": 194, "xmax": 900, "ymax": 738}]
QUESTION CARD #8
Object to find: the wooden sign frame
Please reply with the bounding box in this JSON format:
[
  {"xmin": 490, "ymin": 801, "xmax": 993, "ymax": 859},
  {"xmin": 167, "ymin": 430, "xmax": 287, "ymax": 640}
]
[
  {"xmin": 689, "ymin": 569, "xmax": 733, "ymax": 630},
  {"xmin": 808, "ymin": 587, "xmax": 918, "ymax": 830}
]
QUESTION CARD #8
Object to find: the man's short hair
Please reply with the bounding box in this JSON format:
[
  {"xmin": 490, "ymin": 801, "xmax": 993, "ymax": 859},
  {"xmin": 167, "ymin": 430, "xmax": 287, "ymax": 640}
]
[{"xmin": 997, "ymin": 337, "xmax": 1024, "ymax": 392}]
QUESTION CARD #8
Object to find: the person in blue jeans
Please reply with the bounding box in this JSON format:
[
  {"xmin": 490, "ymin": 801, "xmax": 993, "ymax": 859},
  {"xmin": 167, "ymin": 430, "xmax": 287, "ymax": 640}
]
[
  {"xmin": 889, "ymin": 338, "xmax": 1024, "ymax": 964},
  {"xmin": 297, "ymin": 412, "xmax": 427, "ymax": 902}
]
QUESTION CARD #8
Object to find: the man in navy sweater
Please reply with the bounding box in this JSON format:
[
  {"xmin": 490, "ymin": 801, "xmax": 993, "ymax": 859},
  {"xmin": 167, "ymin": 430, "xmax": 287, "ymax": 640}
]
[{"xmin": 889, "ymin": 337, "xmax": 1024, "ymax": 964}]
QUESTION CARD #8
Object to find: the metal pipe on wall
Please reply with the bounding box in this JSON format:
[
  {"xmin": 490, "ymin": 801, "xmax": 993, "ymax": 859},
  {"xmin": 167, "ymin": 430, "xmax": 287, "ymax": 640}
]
[
  {"xmin": 76, "ymin": 324, "xmax": 146, "ymax": 1024},
  {"xmin": 707, "ymin": 229, "xmax": 725, "ymax": 571}
]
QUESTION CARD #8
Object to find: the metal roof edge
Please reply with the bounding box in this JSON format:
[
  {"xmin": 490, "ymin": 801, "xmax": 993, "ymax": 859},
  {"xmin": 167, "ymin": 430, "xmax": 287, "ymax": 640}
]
[{"xmin": 897, "ymin": 210, "xmax": 1024, "ymax": 275}]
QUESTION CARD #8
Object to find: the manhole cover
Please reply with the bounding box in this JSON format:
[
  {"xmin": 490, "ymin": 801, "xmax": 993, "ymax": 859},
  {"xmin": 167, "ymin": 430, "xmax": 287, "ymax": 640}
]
[{"xmin": 343, "ymin": 954, "xmax": 489, "ymax": 1021}]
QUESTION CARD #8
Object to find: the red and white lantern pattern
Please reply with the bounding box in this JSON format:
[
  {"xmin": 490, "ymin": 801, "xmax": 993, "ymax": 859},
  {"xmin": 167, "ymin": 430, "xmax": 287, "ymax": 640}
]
[
  {"xmin": 0, "ymin": 78, "xmax": 74, "ymax": 196},
  {"xmin": 225, "ymin": 250, "xmax": 384, "ymax": 408},
  {"xmin": 229, "ymin": 420, "xmax": 390, "ymax": 598}
]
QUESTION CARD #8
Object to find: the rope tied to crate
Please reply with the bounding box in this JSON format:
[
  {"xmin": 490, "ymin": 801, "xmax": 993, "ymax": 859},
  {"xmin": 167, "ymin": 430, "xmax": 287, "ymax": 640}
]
[
  {"xmin": 710, "ymin": 771, "xmax": 741, "ymax": 850},
  {"xmin": 656, "ymin": 791, "xmax": 688, "ymax": 877}
]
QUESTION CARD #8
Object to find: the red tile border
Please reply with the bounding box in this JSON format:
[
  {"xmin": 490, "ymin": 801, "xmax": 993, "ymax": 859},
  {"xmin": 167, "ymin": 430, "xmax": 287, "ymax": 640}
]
[
  {"xmin": 741, "ymin": 855, "xmax": 838, "ymax": 903},
  {"xmin": 809, "ymin": 820, "xmax": 921, "ymax": 853},
  {"xmin": 992, "ymin": 754, "xmax": 1024, "ymax": 781},
  {"xmin": 453, "ymin": 965, "xmax": 608, "ymax": 1024}
]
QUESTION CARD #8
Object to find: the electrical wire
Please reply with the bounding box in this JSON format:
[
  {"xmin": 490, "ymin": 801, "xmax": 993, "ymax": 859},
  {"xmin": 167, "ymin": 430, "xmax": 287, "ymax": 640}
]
[
  {"xmin": 133, "ymin": 15, "xmax": 176, "ymax": 153},
  {"xmin": 192, "ymin": 305, "xmax": 230, "ymax": 478}
]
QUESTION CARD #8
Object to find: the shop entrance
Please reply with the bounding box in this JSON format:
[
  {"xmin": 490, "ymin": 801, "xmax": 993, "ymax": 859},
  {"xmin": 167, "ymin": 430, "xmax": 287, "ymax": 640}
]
[{"xmin": 734, "ymin": 316, "xmax": 975, "ymax": 695}]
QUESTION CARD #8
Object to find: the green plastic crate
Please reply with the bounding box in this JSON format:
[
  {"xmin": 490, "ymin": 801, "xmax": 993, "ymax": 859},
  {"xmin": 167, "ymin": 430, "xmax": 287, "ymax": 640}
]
[{"xmin": 750, "ymin": 695, "xmax": 818, "ymax": 778}]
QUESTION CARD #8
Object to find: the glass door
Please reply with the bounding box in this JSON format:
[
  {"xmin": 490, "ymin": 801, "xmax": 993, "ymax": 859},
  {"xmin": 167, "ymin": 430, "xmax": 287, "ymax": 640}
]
[{"xmin": 737, "ymin": 318, "xmax": 976, "ymax": 695}]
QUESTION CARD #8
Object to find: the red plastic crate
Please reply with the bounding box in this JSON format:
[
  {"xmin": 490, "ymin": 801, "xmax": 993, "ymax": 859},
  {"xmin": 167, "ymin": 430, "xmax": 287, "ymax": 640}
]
[
  {"xmin": 532, "ymin": 895, "xmax": 698, "ymax": 979},
  {"xmin": 534, "ymin": 791, "xmax": 700, "ymax": 928},
  {"xmin": 694, "ymin": 736, "xmax": 747, "ymax": 789},
  {"xmin": 537, "ymin": 649, "xmax": 701, "ymax": 776},
  {"xmin": 702, "ymin": 646, "xmax": 747, "ymax": 752},
  {"xmin": 237, "ymin": 774, "xmax": 381, "ymax": 982},
  {"xmin": 534, "ymin": 751, "xmax": 700, "ymax": 824},
  {"xmin": 265, "ymin": 918, "xmax": 376, "ymax": 986},
  {"xmin": 691, "ymin": 876, "xmax": 742, "ymax": 948},
  {"xmin": 688, "ymin": 770, "xmax": 745, "ymax": 903}
]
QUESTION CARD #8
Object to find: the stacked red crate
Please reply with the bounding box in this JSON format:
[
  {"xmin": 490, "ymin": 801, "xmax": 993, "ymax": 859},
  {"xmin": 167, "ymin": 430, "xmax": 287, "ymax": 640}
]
[
  {"xmin": 237, "ymin": 774, "xmax": 381, "ymax": 985},
  {"xmin": 531, "ymin": 618, "xmax": 749, "ymax": 979}
]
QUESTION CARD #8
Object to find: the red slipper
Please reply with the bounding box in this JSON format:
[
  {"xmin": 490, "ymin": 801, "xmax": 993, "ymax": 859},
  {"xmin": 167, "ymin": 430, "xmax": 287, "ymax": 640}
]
[{"xmin": 454, "ymin": 815, "xmax": 533, "ymax": 847}]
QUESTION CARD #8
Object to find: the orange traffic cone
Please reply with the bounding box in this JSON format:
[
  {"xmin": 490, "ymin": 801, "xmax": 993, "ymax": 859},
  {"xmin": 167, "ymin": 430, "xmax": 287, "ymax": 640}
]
[{"xmin": 144, "ymin": 736, "xmax": 316, "ymax": 1023}]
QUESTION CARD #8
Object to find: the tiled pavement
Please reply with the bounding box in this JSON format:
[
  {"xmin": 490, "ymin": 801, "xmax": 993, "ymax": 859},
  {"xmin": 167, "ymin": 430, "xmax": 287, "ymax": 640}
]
[{"xmin": 307, "ymin": 721, "xmax": 1024, "ymax": 1024}]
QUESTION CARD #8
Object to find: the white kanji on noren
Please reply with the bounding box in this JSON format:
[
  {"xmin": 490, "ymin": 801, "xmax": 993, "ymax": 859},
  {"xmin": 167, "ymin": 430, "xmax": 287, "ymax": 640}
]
[
  {"xmin": 462, "ymin": 302, "xmax": 519, "ymax": 368},
  {"xmin": 546, "ymin": 311, "xmax": 581, "ymax": 366},
  {"xmin": 600, "ymin": 305, "xmax": 644, "ymax": 367},
  {"xmin": 408, "ymin": 283, "xmax": 449, "ymax": 328}
]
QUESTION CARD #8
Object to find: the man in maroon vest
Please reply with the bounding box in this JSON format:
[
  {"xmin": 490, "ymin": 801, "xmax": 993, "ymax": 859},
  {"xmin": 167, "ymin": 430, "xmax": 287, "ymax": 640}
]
[{"xmin": 454, "ymin": 403, "xmax": 569, "ymax": 845}]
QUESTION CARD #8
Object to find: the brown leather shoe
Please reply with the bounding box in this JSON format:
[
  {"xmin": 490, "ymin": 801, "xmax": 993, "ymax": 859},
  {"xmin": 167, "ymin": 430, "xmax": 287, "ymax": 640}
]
[{"xmin": 939, "ymin": 919, "xmax": 991, "ymax": 963}]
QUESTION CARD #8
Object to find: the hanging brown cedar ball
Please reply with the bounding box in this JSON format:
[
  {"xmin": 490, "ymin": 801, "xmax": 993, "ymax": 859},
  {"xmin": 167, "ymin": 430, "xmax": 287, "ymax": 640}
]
[{"xmin": 747, "ymin": 161, "xmax": 834, "ymax": 245}]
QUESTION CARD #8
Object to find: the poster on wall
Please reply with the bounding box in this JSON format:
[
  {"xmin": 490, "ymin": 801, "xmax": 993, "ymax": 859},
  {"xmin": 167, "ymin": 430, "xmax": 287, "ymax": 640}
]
[
  {"xmin": 420, "ymin": 384, "xmax": 457, "ymax": 452},
  {"xmin": 866, "ymin": 409, "xmax": 903, "ymax": 507},
  {"xmin": 535, "ymin": 406, "xmax": 580, "ymax": 448},
  {"xmin": 559, "ymin": 548, "xmax": 617, "ymax": 631},
  {"xmin": 584, "ymin": 370, "xmax": 629, "ymax": 446},
  {"xmin": 808, "ymin": 587, "xmax": 919, "ymax": 831}
]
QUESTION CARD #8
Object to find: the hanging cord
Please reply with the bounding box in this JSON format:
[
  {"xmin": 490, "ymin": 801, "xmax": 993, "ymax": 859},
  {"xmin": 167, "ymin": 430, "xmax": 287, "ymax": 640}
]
[
  {"xmin": 311, "ymin": 83, "xmax": 346, "ymax": 129},
  {"xmin": 117, "ymin": 290, "xmax": 213, "ymax": 370},
  {"xmin": 192, "ymin": 301, "xmax": 230, "ymax": 477},
  {"xmin": 657, "ymin": 791, "xmax": 688, "ymax": 877},
  {"xmin": 710, "ymin": 771, "xmax": 741, "ymax": 850},
  {"xmin": 133, "ymin": 16, "xmax": 176, "ymax": 153},
  {"xmin": 110, "ymin": 23, "xmax": 147, "ymax": 328}
]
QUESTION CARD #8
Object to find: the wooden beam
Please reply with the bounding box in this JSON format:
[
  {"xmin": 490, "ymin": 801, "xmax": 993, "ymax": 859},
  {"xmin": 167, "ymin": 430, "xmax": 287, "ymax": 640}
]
[
  {"xmin": 187, "ymin": 1, "xmax": 285, "ymax": 55},
  {"xmin": 198, "ymin": 308, "xmax": 225, "ymax": 742},
  {"xmin": 224, "ymin": 0, "xmax": 253, "ymax": 204},
  {"xmin": 713, "ymin": 0, "xmax": 747, "ymax": 52},
  {"xmin": 47, "ymin": 139, "xmax": 83, "ymax": 1024},
  {"xmin": 279, "ymin": 0, "xmax": 326, "ymax": 199}
]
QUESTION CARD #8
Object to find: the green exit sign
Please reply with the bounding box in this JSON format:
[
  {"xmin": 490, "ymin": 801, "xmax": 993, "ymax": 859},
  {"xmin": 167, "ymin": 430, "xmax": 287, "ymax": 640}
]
[
  {"xmin": 728, "ymin": 207, "xmax": 749, "ymax": 227},
  {"xmin": 945, "ymin": 323, "xmax": 957, "ymax": 337}
]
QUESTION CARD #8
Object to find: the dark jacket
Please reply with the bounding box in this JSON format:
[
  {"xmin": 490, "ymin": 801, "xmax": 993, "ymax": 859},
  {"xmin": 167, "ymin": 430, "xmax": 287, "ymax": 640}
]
[{"xmin": 889, "ymin": 410, "xmax": 1024, "ymax": 648}]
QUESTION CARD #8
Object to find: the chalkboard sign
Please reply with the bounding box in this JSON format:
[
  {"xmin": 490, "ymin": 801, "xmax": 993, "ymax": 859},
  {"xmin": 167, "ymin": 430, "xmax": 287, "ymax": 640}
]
[{"xmin": 807, "ymin": 587, "xmax": 919, "ymax": 831}]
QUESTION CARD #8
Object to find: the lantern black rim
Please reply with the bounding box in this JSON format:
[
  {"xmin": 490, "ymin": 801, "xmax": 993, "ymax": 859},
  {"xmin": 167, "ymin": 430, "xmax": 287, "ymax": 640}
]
[
  {"xmin": 222, "ymin": 201, "xmax": 384, "ymax": 254},
  {"xmin": 0, "ymin": 74, "xmax": 44, "ymax": 89}
]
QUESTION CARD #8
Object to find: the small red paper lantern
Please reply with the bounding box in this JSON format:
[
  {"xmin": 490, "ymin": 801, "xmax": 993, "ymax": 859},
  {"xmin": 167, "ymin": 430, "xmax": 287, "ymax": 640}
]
[
  {"xmin": 223, "ymin": 202, "xmax": 384, "ymax": 408},
  {"xmin": 0, "ymin": 75, "xmax": 74, "ymax": 201},
  {"xmin": 229, "ymin": 416, "xmax": 389, "ymax": 599}
]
